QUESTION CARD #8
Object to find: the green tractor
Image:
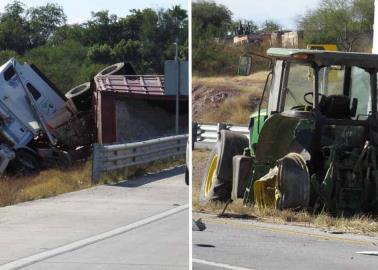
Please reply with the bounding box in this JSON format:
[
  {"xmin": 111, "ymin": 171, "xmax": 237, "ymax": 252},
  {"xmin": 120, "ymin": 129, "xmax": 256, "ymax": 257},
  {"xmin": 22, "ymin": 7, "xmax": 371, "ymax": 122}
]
[{"xmin": 200, "ymin": 48, "xmax": 378, "ymax": 216}]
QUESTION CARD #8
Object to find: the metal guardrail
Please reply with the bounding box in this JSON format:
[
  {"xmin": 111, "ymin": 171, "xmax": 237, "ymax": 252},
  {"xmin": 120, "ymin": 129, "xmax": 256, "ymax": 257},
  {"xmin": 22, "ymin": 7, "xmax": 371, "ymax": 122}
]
[
  {"xmin": 193, "ymin": 122, "xmax": 249, "ymax": 150},
  {"xmin": 92, "ymin": 134, "xmax": 188, "ymax": 183}
]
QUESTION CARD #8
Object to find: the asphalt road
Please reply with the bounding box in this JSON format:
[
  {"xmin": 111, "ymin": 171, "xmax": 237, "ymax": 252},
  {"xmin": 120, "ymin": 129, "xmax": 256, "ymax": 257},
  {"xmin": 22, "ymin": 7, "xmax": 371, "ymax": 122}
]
[
  {"xmin": 193, "ymin": 214, "xmax": 378, "ymax": 270},
  {"xmin": 0, "ymin": 166, "xmax": 189, "ymax": 270}
]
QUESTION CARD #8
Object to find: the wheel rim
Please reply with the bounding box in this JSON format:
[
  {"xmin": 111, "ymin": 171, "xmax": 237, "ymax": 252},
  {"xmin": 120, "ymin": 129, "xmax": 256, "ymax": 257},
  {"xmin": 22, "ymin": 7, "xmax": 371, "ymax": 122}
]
[{"xmin": 205, "ymin": 154, "xmax": 218, "ymax": 196}]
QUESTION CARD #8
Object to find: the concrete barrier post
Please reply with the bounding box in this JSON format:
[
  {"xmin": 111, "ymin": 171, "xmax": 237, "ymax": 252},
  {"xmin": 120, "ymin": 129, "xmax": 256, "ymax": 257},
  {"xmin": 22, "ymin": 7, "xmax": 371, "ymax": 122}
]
[
  {"xmin": 92, "ymin": 143, "xmax": 103, "ymax": 183},
  {"xmin": 217, "ymin": 123, "xmax": 227, "ymax": 140},
  {"xmin": 192, "ymin": 122, "xmax": 198, "ymax": 149}
]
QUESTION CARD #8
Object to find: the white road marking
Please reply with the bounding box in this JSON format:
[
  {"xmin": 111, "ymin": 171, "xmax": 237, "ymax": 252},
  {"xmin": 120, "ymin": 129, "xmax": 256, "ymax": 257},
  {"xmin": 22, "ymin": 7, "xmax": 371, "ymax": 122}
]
[
  {"xmin": 193, "ymin": 258, "xmax": 255, "ymax": 270},
  {"xmin": 356, "ymin": 251, "xmax": 378, "ymax": 256},
  {"xmin": 0, "ymin": 204, "xmax": 189, "ymax": 270}
]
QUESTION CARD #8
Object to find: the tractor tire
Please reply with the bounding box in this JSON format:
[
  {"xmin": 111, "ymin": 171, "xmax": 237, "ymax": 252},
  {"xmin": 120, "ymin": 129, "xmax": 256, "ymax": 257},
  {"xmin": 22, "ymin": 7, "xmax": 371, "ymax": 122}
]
[
  {"xmin": 276, "ymin": 152, "xmax": 310, "ymax": 210},
  {"xmin": 7, "ymin": 150, "xmax": 40, "ymax": 177},
  {"xmin": 95, "ymin": 62, "xmax": 133, "ymax": 77},
  {"xmin": 185, "ymin": 166, "xmax": 189, "ymax": 186},
  {"xmin": 199, "ymin": 142, "xmax": 226, "ymax": 203},
  {"xmin": 65, "ymin": 82, "xmax": 91, "ymax": 111},
  {"xmin": 199, "ymin": 130, "xmax": 249, "ymax": 204},
  {"xmin": 217, "ymin": 130, "xmax": 249, "ymax": 181}
]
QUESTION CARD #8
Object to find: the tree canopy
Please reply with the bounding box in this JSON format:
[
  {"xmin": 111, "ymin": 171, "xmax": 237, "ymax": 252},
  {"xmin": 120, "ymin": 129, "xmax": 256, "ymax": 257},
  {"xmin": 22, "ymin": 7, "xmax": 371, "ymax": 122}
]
[
  {"xmin": 298, "ymin": 0, "xmax": 374, "ymax": 51},
  {"xmin": 0, "ymin": 1, "xmax": 188, "ymax": 91}
]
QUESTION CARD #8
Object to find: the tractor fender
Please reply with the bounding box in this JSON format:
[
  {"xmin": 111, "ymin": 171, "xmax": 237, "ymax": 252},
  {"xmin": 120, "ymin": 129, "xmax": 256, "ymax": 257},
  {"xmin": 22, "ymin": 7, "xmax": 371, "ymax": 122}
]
[{"xmin": 217, "ymin": 130, "xmax": 249, "ymax": 181}]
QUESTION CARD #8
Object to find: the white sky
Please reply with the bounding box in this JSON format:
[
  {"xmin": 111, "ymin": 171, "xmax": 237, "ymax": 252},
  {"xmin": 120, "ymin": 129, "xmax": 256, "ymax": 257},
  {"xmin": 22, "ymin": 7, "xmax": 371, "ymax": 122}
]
[
  {"xmin": 212, "ymin": 0, "xmax": 321, "ymax": 29},
  {"xmin": 0, "ymin": 0, "xmax": 188, "ymax": 24}
]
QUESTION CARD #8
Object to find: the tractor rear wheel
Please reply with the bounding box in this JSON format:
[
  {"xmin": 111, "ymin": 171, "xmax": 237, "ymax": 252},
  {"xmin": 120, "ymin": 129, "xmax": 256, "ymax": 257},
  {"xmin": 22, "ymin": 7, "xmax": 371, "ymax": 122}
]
[
  {"xmin": 276, "ymin": 152, "xmax": 310, "ymax": 210},
  {"xmin": 199, "ymin": 130, "xmax": 248, "ymax": 204}
]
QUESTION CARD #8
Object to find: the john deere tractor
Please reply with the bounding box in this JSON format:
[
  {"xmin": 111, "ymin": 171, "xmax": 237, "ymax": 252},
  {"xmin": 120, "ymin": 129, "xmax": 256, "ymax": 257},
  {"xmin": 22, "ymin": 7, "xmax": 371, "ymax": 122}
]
[{"xmin": 200, "ymin": 48, "xmax": 378, "ymax": 215}]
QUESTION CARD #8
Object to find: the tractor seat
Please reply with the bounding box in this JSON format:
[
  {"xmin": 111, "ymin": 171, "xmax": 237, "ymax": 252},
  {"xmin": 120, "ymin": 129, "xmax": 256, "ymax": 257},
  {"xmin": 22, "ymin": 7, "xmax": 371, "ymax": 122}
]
[{"xmin": 319, "ymin": 95, "xmax": 355, "ymax": 119}]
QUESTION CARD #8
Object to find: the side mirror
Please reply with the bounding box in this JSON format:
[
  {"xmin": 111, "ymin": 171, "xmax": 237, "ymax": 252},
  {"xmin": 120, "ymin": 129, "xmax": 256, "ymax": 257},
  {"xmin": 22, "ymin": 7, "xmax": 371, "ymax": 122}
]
[{"xmin": 238, "ymin": 55, "xmax": 252, "ymax": 76}]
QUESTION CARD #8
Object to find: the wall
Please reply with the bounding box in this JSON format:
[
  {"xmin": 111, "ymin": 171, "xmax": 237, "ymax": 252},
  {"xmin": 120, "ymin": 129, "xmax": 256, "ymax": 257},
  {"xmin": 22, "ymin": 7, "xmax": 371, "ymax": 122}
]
[{"xmin": 282, "ymin": 31, "xmax": 304, "ymax": 48}]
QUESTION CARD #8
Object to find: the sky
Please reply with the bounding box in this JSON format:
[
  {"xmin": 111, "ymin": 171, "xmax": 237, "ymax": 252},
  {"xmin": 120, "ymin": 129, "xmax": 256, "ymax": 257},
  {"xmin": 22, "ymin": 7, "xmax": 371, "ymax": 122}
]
[
  {"xmin": 0, "ymin": 0, "xmax": 188, "ymax": 24},
  {"xmin": 213, "ymin": 0, "xmax": 321, "ymax": 29}
]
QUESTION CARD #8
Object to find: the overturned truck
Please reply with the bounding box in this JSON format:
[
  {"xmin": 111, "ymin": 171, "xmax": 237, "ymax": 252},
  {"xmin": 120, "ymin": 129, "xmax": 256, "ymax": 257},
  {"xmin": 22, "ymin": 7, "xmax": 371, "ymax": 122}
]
[
  {"xmin": 0, "ymin": 58, "xmax": 185, "ymax": 176},
  {"xmin": 201, "ymin": 48, "xmax": 378, "ymax": 215},
  {"xmin": 0, "ymin": 58, "xmax": 94, "ymax": 175}
]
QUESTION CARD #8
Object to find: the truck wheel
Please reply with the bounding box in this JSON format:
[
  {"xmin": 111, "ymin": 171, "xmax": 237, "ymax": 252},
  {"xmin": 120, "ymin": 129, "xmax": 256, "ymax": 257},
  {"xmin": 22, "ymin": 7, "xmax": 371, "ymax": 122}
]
[
  {"xmin": 96, "ymin": 62, "xmax": 129, "ymax": 77},
  {"xmin": 65, "ymin": 82, "xmax": 91, "ymax": 111},
  {"xmin": 199, "ymin": 130, "xmax": 249, "ymax": 204},
  {"xmin": 276, "ymin": 152, "xmax": 310, "ymax": 210},
  {"xmin": 8, "ymin": 150, "xmax": 40, "ymax": 177}
]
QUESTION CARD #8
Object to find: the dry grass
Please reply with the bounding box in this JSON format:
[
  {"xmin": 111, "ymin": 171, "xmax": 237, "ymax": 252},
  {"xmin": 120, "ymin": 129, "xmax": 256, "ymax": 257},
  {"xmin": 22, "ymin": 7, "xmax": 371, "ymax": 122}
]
[
  {"xmin": 0, "ymin": 161, "xmax": 92, "ymax": 207},
  {"xmin": 0, "ymin": 157, "xmax": 185, "ymax": 208},
  {"xmin": 193, "ymin": 71, "xmax": 268, "ymax": 91},
  {"xmin": 198, "ymin": 95, "xmax": 260, "ymax": 124},
  {"xmin": 192, "ymin": 149, "xmax": 378, "ymax": 236},
  {"xmin": 99, "ymin": 158, "xmax": 185, "ymax": 184},
  {"xmin": 192, "ymin": 71, "xmax": 267, "ymax": 124}
]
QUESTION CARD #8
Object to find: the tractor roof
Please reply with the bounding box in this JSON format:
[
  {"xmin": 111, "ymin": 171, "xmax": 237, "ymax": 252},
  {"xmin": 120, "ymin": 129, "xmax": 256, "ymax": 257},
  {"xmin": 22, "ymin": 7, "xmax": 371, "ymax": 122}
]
[{"xmin": 267, "ymin": 48, "xmax": 378, "ymax": 69}]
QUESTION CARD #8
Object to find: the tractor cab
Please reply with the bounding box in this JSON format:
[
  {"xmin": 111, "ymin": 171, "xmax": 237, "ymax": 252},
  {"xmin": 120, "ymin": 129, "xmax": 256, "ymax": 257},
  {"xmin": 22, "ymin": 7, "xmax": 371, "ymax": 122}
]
[{"xmin": 265, "ymin": 48, "xmax": 378, "ymax": 120}]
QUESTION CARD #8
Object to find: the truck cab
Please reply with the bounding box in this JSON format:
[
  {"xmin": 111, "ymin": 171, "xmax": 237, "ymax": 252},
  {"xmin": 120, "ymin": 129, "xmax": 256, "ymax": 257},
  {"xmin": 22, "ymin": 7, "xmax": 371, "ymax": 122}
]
[{"xmin": 0, "ymin": 59, "xmax": 92, "ymax": 175}]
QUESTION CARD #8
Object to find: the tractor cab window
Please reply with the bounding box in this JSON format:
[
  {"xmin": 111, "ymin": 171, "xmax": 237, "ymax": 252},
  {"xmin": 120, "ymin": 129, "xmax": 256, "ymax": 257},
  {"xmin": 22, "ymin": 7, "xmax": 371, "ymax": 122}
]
[
  {"xmin": 283, "ymin": 63, "xmax": 313, "ymax": 111},
  {"xmin": 350, "ymin": 67, "xmax": 370, "ymax": 119},
  {"xmin": 318, "ymin": 66, "xmax": 344, "ymax": 96},
  {"xmin": 318, "ymin": 65, "xmax": 370, "ymax": 120}
]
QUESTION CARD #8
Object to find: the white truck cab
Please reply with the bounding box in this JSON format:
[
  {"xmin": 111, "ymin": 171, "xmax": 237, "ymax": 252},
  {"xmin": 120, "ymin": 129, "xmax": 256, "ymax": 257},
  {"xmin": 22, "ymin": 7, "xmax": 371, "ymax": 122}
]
[{"xmin": 0, "ymin": 58, "xmax": 88, "ymax": 175}]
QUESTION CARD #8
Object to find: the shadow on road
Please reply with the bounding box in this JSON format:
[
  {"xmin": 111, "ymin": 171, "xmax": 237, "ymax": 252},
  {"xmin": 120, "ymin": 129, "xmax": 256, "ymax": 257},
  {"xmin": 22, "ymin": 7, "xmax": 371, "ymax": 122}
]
[
  {"xmin": 218, "ymin": 213, "xmax": 257, "ymax": 220},
  {"xmin": 111, "ymin": 166, "xmax": 185, "ymax": 188}
]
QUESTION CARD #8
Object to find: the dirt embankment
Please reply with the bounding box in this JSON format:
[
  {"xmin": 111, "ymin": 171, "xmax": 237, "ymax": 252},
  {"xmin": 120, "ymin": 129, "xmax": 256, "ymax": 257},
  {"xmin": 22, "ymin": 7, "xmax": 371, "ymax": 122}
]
[{"xmin": 192, "ymin": 72, "xmax": 267, "ymax": 124}]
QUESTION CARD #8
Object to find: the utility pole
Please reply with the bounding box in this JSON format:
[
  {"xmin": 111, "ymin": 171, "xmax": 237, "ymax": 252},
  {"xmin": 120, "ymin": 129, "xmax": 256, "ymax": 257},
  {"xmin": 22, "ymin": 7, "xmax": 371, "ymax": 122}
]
[
  {"xmin": 374, "ymin": 0, "xmax": 378, "ymax": 53},
  {"xmin": 175, "ymin": 36, "xmax": 180, "ymax": 134}
]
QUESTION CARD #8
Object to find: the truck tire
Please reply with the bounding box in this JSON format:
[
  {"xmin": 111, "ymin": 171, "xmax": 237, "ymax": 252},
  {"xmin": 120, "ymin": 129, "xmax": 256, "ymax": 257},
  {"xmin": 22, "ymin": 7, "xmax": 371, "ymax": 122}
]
[
  {"xmin": 65, "ymin": 82, "xmax": 91, "ymax": 111},
  {"xmin": 8, "ymin": 150, "xmax": 40, "ymax": 177},
  {"xmin": 95, "ymin": 62, "xmax": 134, "ymax": 77},
  {"xmin": 276, "ymin": 152, "xmax": 310, "ymax": 210},
  {"xmin": 199, "ymin": 130, "xmax": 249, "ymax": 204}
]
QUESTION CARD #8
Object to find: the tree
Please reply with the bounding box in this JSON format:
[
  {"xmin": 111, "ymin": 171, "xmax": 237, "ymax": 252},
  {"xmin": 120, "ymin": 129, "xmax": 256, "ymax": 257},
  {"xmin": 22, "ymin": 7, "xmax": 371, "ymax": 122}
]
[
  {"xmin": 87, "ymin": 43, "xmax": 113, "ymax": 63},
  {"xmin": 0, "ymin": 50, "xmax": 19, "ymax": 65},
  {"xmin": 0, "ymin": 2, "xmax": 188, "ymax": 77},
  {"xmin": 352, "ymin": 0, "xmax": 374, "ymax": 31},
  {"xmin": 260, "ymin": 20, "xmax": 281, "ymax": 33},
  {"xmin": 27, "ymin": 3, "xmax": 66, "ymax": 46},
  {"xmin": 112, "ymin": 39, "xmax": 141, "ymax": 63},
  {"xmin": 83, "ymin": 10, "xmax": 120, "ymax": 46},
  {"xmin": 192, "ymin": 1, "xmax": 232, "ymax": 39},
  {"xmin": 298, "ymin": 0, "xmax": 374, "ymax": 51},
  {"xmin": 48, "ymin": 24, "xmax": 85, "ymax": 46},
  {"xmin": 0, "ymin": 1, "xmax": 30, "ymax": 53}
]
